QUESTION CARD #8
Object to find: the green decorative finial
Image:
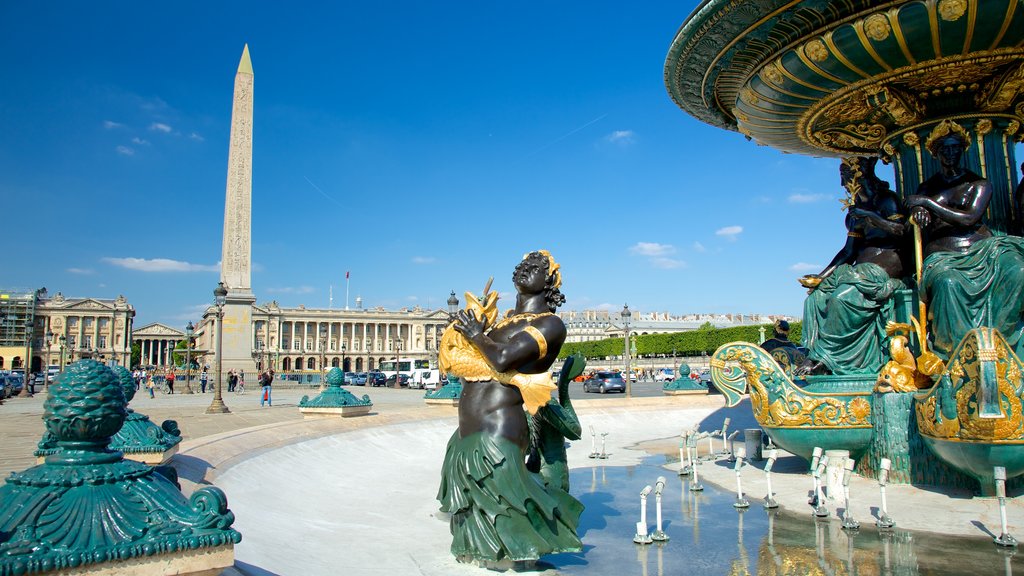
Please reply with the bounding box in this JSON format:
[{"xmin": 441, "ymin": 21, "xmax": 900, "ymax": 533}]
[
  {"xmin": 2, "ymin": 359, "xmax": 239, "ymax": 573},
  {"xmin": 42, "ymin": 359, "xmax": 126, "ymax": 454},
  {"xmin": 298, "ymin": 367, "xmax": 372, "ymax": 417},
  {"xmin": 326, "ymin": 366, "xmax": 344, "ymax": 387},
  {"xmin": 114, "ymin": 365, "xmax": 137, "ymax": 403}
]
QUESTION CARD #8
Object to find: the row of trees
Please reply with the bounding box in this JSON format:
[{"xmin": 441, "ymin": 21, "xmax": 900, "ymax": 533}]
[{"xmin": 557, "ymin": 321, "xmax": 803, "ymax": 360}]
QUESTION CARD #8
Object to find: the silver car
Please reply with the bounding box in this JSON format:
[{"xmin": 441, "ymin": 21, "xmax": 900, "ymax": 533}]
[{"xmin": 583, "ymin": 371, "xmax": 626, "ymax": 394}]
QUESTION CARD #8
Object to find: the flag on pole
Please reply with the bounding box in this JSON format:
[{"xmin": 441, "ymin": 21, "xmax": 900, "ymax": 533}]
[{"xmin": 346, "ymin": 271, "xmax": 350, "ymax": 279}]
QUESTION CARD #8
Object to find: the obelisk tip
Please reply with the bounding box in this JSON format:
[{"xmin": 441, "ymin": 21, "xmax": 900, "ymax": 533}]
[{"xmin": 237, "ymin": 44, "xmax": 253, "ymax": 76}]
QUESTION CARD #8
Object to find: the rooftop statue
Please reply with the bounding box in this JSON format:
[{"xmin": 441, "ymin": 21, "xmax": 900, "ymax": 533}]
[
  {"xmin": 798, "ymin": 157, "xmax": 908, "ymax": 375},
  {"xmin": 436, "ymin": 251, "xmax": 582, "ymax": 566},
  {"xmin": 906, "ymin": 120, "xmax": 1024, "ymax": 360}
]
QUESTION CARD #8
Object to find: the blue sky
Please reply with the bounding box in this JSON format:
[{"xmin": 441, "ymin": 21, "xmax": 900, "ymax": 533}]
[{"xmin": 0, "ymin": 2, "xmax": 960, "ymax": 328}]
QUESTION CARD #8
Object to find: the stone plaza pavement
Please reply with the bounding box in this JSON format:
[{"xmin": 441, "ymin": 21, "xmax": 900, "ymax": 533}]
[{"xmin": 0, "ymin": 387, "xmax": 1019, "ymax": 575}]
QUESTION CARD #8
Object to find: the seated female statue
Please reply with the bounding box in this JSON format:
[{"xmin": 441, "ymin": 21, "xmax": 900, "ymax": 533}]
[
  {"xmin": 798, "ymin": 156, "xmax": 908, "ymax": 375},
  {"xmin": 905, "ymin": 121, "xmax": 1024, "ymax": 359}
]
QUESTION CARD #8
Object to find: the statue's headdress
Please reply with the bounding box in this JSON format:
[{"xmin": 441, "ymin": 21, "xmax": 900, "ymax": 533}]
[
  {"xmin": 527, "ymin": 249, "xmax": 562, "ymax": 289},
  {"xmin": 774, "ymin": 319, "xmax": 790, "ymax": 336},
  {"xmin": 840, "ymin": 156, "xmax": 867, "ymax": 210},
  {"xmin": 924, "ymin": 120, "xmax": 971, "ymax": 157}
]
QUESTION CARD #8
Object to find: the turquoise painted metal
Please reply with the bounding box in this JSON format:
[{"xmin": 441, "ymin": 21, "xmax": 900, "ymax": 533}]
[
  {"xmin": 710, "ymin": 343, "xmax": 874, "ymax": 462},
  {"xmin": 662, "ymin": 363, "xmax": 708, "ymax": 395},
  {"xmin": 35, "ymin": 366, "xmax": 182, "ymax": 464},
  {"xmin": 915, "ymin": 328, "xmax": 1024, "ymax": 496},
  {"xmin": 424, "ymin": 373, "xmax": 462, "ymax": 403},
  {"xmin": 298, "ymin": 367, "xmax": 373, "ymax": 411},
  {"xmin": 0, "ymin": 359, "xmax": 240, "ymax": 575}
]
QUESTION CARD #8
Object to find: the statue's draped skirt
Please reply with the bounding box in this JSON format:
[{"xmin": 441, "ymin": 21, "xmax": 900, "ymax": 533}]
[
  {"xmin": 803, "ymin": 262, "xmax": 902, "ymax": 375},
  {"xmin": 922, "ymin": 235, "xmax": 1024, "ymax": 359},
  {"xmin": 437, "ymin": 429, "xmax": 582, "ymax": 562}
]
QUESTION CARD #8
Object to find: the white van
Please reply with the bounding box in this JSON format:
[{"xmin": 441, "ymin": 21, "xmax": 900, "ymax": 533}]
[{"xmin": 410, "ymin": 369, "xmax": 441, "ymax": 390}]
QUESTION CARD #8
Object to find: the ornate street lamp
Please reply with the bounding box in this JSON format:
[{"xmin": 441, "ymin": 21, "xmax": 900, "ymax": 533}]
[
  {"xmin": 341, "ymin": 342, "xmax": 347, "ymax": 384},
  {"xmin": 447, "ymin": 290, "xmax": 459, "ymax": 321},
  {"xmin": 206, "ymin": 282, "xmax": 231, "ymax": 414},
  {"xmin": 622, "ymin": 304, "xmax": 632, "ymax": 398},
  {"xmin": 58, "ymin": 335, "xmax": 66, "ymax": 371},
  {"xmin": 19, "ymin": 318, "xmax": 34, "ymax": 397},
  {"xmin": 44, "ymin": 329, "xmax": 53, "ymax": 389},
  {"xmin": 184, "ymin": 321, "xmax": 194, "ymax": 394},
  {"xmin": 318, "ymin": 326, "xmax": 328, "ymax": 392}
]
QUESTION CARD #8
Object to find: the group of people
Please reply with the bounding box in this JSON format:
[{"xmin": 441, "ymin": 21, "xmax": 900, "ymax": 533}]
[{"xmin": 798, "ymin": 120, "xmax": 1024, "ymax": 376}]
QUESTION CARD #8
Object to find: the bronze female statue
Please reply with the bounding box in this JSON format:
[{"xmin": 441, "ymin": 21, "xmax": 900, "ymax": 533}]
[
  {"xmin": 436, "ymin": 250, "xmax": 582, "ymax": 565},
  {"xmin": 798, "ymin": 157, "xmax": 908, "ymax": 375},
  {"xmin": 905, "ymin": 120, "xmax": 1024, "ymax": 358}
]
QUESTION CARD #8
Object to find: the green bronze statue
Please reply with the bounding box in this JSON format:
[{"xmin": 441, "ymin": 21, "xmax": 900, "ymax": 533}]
[
  {"xmin": 906, "ymin": 120, "xmax": 1024, "ymax": 360},
  {"xmin": 799, "ymin": 157, "xmax": 908, "ymax": 375},
  {"xmin": 437, "ymin": 250, "xmax": 582, "ymax": 566}
]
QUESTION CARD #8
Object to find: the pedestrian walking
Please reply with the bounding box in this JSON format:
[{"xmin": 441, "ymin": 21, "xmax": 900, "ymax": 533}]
[
  {"xmin": 200, "ymin": 369, "xmax": 208, "ymax": 393},
  {"xmin": 165, "ymin": 369, "xmax": 175, "ymax": 394},
  {"xmin": 228, "ymin": 370, "xmax": 237, "ymax": 393},
  {"xmin": 260, "ymin": 370, "xmax": 274, "ymax": 407},
  {"xmin": 147, "ymin": 378, "xmax": 155, "ymax": 398}
]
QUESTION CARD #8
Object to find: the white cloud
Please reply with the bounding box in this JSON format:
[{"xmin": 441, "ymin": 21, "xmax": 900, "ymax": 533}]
[
  {"xmin": 604, "ymin": 130, "xmax": 635, "ymax": 145},
  {"xmin": 715, "ymin": 225, "xmax": 743, "ymax": 239},
  {"xmin": 594, "ymin": 303, "xmax": 617, "ymax": 311},
  {"xmin": 789, "ymin": 262, "xmax": 821, "ymax": 272},
  {"xmin": 692, "ymin": 241, "xmax": 706, "ymax": 253},
  {"xmin": 102, "ymin": 257, "xmax": 219, "ymax": 272},
  {"xmin": 167, "ymin": 303, "xmax": 213, "ymax": 321},
  {"xmin": 67, "ymin": 267, "xmax": 95, "ymax": 275},
  {"xmin": 630, "ymin": 242, "xmax": 675, "ymax": 257},
  {"xmin": 265, "ymin": 286, "xmax": 315, "ymax": 294},
  {"xmin": 651, "ymin": 257, "xmax": 685, "ymax": 269},
  {"xmin": 406, "ymin": 296, "xmax": 419, "ymax": 301},
  {"xmin": 131, "ymin": 137, "xmax": 150, "ymax": 146},
  {"xmin": 149, "ymin": 122, "xmax": 172, "ymax": 133},
  {"xmin": 411, "ymin": 256, "xmax": 436, "ymax": 264},
  {"xmin": 788, "ymin": 193, "xmax": 828, "ymax": 204},
  {"xmin": 189, "ymin": 132, "xmax": 204, "ymax": 142},
  {"xmin": 103, "ymin": 120, "xmax": 125, "ymax": 130},
  {"xmin": 116, "ymin": 145, "xmax": 135, "ymax": 156}
]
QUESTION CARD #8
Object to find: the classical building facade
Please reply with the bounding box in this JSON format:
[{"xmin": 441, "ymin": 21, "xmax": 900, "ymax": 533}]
[
  {"xmin": 194, "ymin": 300, "xmax": 451, "ymax": 374},
  {"xmin": 0, "ymin": 289, "xmax": 136, "ymax": 373},
  {"xmin": 132, "ymin": 323, "xmax": 187, "ymax": 368},
  {"xmin": 559, "ymin": 309, "xmax": 796, "ymax": 342}
]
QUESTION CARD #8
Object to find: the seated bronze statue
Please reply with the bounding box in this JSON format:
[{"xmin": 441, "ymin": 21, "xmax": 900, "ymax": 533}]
[
  {"xmin": 798, "ymin": 156, "xmax": 908, "ymax": 376},
  {"xmin": 905, "ymin": 120, "xmax": 1024, "ymax": 359},
  {"xmin": 760, "ymin": 319, "xmax": 808, "ymax": 374},
  {"xmin": 436, "ymin": 250, "xmax": 582, "ymax": 565}
]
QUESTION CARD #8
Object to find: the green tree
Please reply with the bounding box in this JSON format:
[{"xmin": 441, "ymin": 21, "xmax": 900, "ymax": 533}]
[
  {"xmin": 130, "ymin": 341, "xmax": 141, "ymax": 368},
  {"xmin": 172, "ymin": 339, "xmax": 198, "ymax": 368}
]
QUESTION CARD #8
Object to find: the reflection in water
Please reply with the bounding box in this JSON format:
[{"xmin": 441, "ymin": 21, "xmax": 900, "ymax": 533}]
[{"xmin": 556, "ymin": 460, "xmax": 1024, "ymax": 575}]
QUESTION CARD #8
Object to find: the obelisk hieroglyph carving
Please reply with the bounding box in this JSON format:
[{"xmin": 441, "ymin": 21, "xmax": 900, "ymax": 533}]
[{"xmin": 219, "ymin": 45, "xmax": 257, "ymax": 375}]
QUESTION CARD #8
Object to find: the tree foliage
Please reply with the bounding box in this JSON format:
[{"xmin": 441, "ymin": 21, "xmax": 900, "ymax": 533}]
[{"xmin": 558, "ymin": 322, "xmax": 802, "ymax": 359}]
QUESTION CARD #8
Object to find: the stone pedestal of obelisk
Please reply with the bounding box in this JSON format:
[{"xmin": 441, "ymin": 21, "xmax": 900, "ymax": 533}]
[{"xmin": 219, "ymin": 44, "xmax": 258, "ymax": 376}]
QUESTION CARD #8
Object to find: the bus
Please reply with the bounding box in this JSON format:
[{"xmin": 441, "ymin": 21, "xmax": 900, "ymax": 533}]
[{"xmin": 379, "ymin": 359, "xmax": 430, "ymax": 379}]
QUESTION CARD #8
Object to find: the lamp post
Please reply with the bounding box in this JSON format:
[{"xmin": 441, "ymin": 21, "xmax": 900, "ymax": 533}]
[
  {"xmin": 206, "ymin": 282, "xmax": 230, "ymax": 414},
  {"xmin": 252, "ymin": 339, "xmax": 264, "ymax": 372},
  {"xmin": 341, "ymin": 343, "xmax": 347, "ymax": 383},
  {"xmin": 19, "ymin": 319, "xmax": 35, "ymax": 397},
  {"xmin": 622, "ymin": 304, "xmax": 632, "ymax": 398},
  {"xmin": 318, "ymin": 326, "xmax": 328, "ymax": 391},
  {"xmin": 184, "ymin": 321, "xmax": 194, "ymax": 394},
  {"xmin": 43, "ymin": 330, "xmax": 52, "ymax": 389},
  {"xmin": 447, "ymin": 291, "xmax": 459, "ymax": 321},
  {"xmin": 58, "ymin": 335, "xmax": 66, "ymax": 371},
  {"xmin": 394, "ymin": 339, "xmax": 402, "ymax": 388}
]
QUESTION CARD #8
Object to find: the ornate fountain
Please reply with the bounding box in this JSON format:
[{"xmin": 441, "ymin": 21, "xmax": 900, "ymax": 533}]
[{"xmin": 666, "ymin": 0, "xmax": 1024, "ymax": 494}]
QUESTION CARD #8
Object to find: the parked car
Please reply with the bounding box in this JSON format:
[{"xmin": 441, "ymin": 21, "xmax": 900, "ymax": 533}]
[
  {"xmin": 653, "ymin": 368, "xmax": 675, "ymax": 383},
  {"xmin": 351, "ymin": 372, "xmax": 368, "ymax": 386},
  {"xmin": 367, "ymin": 372, "xmax": 387, "ymax": 387},
  {"xmin": 409, "ymin": 369, "xmax": 441, "ymax": 390},
  {"xmin": 583, "ymin": 371, "xmax": 626, "ymax": 394},
  {"xmin": 699, "ymin": 369, "xmax": 717, "ymax": 393},
  {"xmin": 344, "ymin": 372, "xmax": 358, "ymax": 384},
  {"xmin": 2, "ymin": 375, "xmax": 24, "ymax": 397},
  {"xmin": 385, "ymin": 374, "xmax": 410, "ymax": 388}
]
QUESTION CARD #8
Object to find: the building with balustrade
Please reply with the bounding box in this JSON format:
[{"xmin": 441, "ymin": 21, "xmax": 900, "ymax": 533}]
[
  {"xmin": 0, "ymin": 289, "xmax": 135, "ymax": 373},
  {"xmin": 190, "ymin": 298, "xmax": 451, "ymax": 374}
]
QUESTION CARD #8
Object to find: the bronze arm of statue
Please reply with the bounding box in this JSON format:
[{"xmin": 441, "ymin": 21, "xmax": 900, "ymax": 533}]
[{"xmin": 905, "ymin": 181, "xmax": 992, "ymax": 230}]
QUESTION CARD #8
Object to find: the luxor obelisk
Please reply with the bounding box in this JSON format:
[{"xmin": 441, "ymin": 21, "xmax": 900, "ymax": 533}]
[{"xmin": 219, "ymin": 45, "xmax": 258, "ymax": 376}]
